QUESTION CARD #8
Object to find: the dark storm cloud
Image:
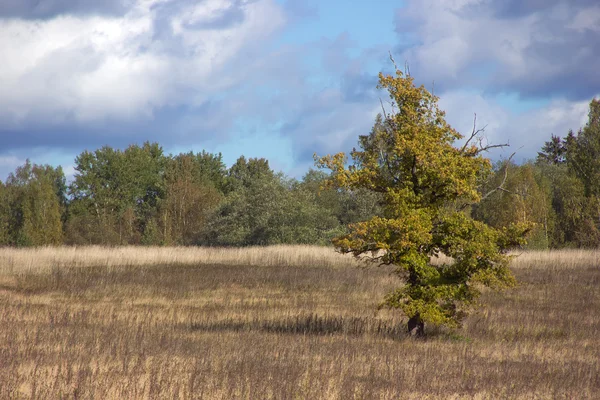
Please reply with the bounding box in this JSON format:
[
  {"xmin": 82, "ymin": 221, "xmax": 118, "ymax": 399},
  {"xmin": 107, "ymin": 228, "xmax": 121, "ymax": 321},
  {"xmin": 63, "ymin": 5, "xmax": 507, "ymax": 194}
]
[{"xmin": 0, "ymin": 0, "xmax": 134, "ymax": 19}]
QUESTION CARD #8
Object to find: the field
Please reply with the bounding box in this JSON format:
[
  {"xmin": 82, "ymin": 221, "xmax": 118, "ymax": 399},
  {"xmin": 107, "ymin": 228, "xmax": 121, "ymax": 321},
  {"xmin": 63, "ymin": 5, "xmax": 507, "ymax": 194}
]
[{"xmin": 0, "ymin": 246, "xmax": 598, "ymax": 399}]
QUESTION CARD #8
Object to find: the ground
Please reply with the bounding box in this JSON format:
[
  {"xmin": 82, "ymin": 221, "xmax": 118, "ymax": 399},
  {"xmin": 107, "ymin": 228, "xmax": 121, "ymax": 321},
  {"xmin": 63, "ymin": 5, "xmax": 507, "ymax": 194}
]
[{"xmin": 0, "ymin": 246, "xmax": 598, "ymax": 399}]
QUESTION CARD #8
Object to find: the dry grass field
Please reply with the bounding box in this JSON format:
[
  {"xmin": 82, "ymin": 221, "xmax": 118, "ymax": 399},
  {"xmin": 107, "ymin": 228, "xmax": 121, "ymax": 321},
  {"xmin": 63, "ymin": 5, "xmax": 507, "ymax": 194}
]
[{"xmin": 0, "ymin": 246, "xmax": 598, "ymax": 399}]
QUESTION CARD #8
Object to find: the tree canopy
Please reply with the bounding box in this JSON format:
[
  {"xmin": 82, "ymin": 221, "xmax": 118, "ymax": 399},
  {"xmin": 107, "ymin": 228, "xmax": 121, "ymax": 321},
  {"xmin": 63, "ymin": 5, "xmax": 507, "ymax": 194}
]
[{"xmin": 316, "ymin": 68, "xmax": 529, "ymax": 335}]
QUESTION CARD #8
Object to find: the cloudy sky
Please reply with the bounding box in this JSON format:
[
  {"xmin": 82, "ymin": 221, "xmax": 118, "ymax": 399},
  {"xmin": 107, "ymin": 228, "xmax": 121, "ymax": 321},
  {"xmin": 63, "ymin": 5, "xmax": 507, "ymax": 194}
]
[{"xmin": 0, "ymin": 0, "xmax": 598, "ymax": 181}]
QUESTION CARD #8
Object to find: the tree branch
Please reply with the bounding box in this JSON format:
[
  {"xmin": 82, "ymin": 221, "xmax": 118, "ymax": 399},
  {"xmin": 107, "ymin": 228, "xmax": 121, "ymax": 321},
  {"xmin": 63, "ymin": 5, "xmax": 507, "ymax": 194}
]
[
  {"xmin": 460, "ymin": 113, "xmax": 484, "ymax": 153},
  {"xmin": 389, "ymin": 51, "xmax": 399, "ymax": 72},
  {"xmin": 379, "ymin": 98, "xmax": 389, "ymax": 121},
  {"xmin": 479, "ymin": 151, "xmax": 517, "ymax": 202},
  {"xmin": 477, "ymin": 141, "xmax": 510, "ymax": 154},
  {"xmin": 377, "ymin": 98, "xmax": 403, "ymax": 186},
  {"xmin": 456, "ymin": 149, "xmax": 522, "ymax": 211},
  {"xmin": 460, "ymin": 113, "xmax": 510, "ymax": 155}
]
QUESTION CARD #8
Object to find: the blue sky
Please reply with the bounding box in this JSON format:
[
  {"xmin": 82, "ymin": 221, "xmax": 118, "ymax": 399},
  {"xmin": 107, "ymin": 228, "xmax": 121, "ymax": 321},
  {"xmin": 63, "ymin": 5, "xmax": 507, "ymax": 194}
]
[{"xmin": 0, "ymin": 0, "xmax": 598, "ymax": 180}]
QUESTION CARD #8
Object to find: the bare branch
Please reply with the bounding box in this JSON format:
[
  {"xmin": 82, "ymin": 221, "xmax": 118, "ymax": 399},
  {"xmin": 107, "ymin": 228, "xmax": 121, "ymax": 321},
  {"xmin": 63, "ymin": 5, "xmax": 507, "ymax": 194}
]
[
  {"xmin": 479, "ymin": 151, "xmax": 517, "ymax": 202},
  {"xmin": 457, "ymin": 148, "xmax": 523, "ymax": 211},
  {"xmin": 375, "ymin": 99, "xmax": 402, "ymax": 185},
  {"xmin": 460, "ymin": 113, "xmax": 489, "ymax": 154},
  {"xmin": 497, "ymin": 187, "xmax": 515, "ymax": 194},
  {"xmin": 379, "ymin": 98, "xmax": 388, "ymax": 121},
  {"xmin": 458, "ymin": 113, "xmax": 513, "ymax": 157},
  {"xmin": 389, "ymin": 51, "xmax": 398, "ymax": 71},
  {"xmin": 478, "ymin": 142, "xmax": 510, "ymax": 153},
  {"xmin": 460, "ymin": 113, "xmax": 478, "ymax": 152},
  {"xmin": 429, "ymin": 81, "xmax": 436, "ymax": 116}
]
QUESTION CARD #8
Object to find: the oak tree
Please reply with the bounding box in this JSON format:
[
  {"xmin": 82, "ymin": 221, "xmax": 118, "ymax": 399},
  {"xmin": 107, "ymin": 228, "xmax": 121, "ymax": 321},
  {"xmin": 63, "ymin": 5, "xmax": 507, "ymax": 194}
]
[{"xmin": 317, "ymin": 68, "xmax": 528, "ymax": 336}]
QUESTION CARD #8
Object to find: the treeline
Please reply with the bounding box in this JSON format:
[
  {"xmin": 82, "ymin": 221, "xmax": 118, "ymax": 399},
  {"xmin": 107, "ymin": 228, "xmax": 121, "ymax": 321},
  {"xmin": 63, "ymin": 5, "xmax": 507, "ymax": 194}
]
[
  {"xmin": 474, "ymin": 98, "xmax": 600, "ymax": 248},
  {"xmin": 0, "ymin": 144, "xmax": 379, "ymax": 247},
  {"xmin": 1, "ymin": 98, "xmax": 598, "ymax": 248}
]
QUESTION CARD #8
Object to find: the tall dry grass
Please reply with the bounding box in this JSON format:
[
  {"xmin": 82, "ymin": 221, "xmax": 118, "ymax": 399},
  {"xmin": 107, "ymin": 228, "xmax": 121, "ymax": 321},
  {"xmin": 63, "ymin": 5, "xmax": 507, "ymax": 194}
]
[
  {"xmin": 0, "ymin": 245, "xmax": 365, "ymax": 274},
  {"xmin": 0, "ymin": 246, "xmax": 598, "ymax": 399}
]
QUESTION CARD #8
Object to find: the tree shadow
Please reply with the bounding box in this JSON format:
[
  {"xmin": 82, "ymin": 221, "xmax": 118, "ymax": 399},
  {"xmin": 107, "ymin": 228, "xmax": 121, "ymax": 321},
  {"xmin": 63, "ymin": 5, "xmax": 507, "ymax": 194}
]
[
  {"xmin": 189, "ymin": 313, "xmax": 411, "ymax": 340},
  {"xmin": 0, "ymin": 283, "xmax": 18, "ymax": 292}
]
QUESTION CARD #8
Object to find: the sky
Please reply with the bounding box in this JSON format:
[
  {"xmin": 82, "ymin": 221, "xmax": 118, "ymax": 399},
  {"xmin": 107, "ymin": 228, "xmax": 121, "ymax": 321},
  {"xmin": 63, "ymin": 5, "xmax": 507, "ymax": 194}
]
[{"xmin": 0, "ymin": 0, "xmax": 599, "ymax": 181}]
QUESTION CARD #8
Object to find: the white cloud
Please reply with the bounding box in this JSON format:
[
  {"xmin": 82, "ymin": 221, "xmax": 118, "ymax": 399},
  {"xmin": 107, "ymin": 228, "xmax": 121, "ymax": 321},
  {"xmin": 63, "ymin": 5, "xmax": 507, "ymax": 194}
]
[
  {"xmin": 439, "ymin": 91, "xmax": 593, "ymax": 162},
  {"xmin": 568, "ymin": 6, "xmax": 600, "ymax": 32},
  {"xmin": 439, "ymin": 90, "xmax": 509, "ymax": 143},
  {"xmin": 396, "ymin": 1, "xmax": 535, "ymax": 84},
  {"xmin": 0, "ymin": 0, "xmax": 285, "ymax": 127},
  {"xmin": 391, "ymin": 0, "xmax": 600, "ymax": 164},
  {"xmin": 0, "ymin": 0, "xmax": 596, "ymax": 179},
  {"xmin": 0, "ymin": 154, "xmax": 23, "ymax": 168},
  {"xmin": 395, "ymin": 0, "xmax": 600, "ymax": 98},
  {"xmin": 0, "ymin": 155, "xmax": 25, "ymax": 182}
]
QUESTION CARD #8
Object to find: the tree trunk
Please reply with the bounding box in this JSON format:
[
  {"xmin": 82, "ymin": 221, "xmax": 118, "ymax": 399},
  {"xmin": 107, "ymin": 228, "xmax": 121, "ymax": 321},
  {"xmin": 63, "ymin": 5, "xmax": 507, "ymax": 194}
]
[{"xmin": 407, "ymin": 314, "xmax": 424, "ymax": 337}]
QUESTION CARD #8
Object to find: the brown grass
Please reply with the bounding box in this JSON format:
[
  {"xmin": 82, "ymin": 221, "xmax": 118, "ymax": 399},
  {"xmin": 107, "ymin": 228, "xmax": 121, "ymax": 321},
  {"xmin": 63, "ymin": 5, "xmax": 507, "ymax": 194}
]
[
  {"xmin": 0, "ymin": 246, "xmax": 598, "ymax": 399},
  {"xmin": 0, "ymin": 245, "xmax": 365, "ymax": 274}
]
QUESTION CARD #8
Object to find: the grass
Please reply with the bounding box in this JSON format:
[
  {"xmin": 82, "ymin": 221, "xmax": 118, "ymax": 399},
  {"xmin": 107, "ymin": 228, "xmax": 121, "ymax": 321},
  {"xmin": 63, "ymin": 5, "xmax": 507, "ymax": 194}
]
[{"xmin": 0, "ymin": 246, "xmax": 598, "ymax": 399}]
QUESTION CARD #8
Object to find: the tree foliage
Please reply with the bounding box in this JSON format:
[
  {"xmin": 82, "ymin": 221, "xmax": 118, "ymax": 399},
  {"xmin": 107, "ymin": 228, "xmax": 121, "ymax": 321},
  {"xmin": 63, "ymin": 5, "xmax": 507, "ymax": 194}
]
[
  {"xmin": 316, "ymin": 69, "xmax": 528, "ymax": 334},
  {"xmin": 528, "ymin": 99, "xmax": 600, "ymax": 248},
  {"xmin": 474, "ymin": 162, "xmax": 553, "ymax": 249},
  {"xmin": 0, "ymin": 99, "xmax": 598, "ymax": 255},
  {"xmin": 66, "ymin": 142, "xmax": 167, "ymax": 244},
  {"xmin": 568, "ymin": 99, "xmax": 600, "ymax": 197},
  {"xmin": 537, "ymin": 134, "xmax": 569, "ymax": 165},
  {"xmin": 205, "ymin": 157, "xmax": 344, "ymax": 246},
  {"xmin": 157, "ymin": 153, "xmax": 223, "ymax": 245},
  {"xmin": 1, "ymin": 161, "xmax": 64, "ymax": 246}
]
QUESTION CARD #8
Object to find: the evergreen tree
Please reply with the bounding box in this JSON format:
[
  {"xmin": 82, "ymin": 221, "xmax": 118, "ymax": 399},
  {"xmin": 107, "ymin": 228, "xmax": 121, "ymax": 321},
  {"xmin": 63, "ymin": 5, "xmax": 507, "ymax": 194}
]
[{"xmin": 537, "ymin": 134, "xmax": 568, "ymax": 165}]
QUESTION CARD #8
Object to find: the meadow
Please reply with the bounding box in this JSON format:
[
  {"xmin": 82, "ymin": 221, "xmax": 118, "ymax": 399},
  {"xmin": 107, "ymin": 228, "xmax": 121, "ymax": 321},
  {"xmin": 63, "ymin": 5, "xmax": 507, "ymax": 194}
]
[{"xmin": 0, "ymin": 246, "xmax": 598, "ymax": 399}]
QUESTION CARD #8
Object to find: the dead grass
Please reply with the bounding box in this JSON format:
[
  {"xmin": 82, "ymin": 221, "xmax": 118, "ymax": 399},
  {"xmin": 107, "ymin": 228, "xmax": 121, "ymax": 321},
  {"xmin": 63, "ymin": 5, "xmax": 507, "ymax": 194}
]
[
  {"xmin": 0, "ymin": 246, "xmax": 598, "ymax": 399},
  {"xmin": 0, "ymin": 245, "xmax": 364, "ymax": 275}
]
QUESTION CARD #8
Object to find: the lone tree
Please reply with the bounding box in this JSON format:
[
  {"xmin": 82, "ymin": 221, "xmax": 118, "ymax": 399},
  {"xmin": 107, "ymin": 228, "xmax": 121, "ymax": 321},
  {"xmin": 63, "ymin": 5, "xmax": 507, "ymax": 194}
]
[{"xmin": 316, "ymin": 67, "xmax": 529, "ymax": 336}]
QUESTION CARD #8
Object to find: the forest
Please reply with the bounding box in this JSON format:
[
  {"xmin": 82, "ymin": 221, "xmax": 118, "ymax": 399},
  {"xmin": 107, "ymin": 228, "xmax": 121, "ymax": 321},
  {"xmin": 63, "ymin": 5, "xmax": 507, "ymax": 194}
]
[{"xmin": 1, "ymin": 98, "xmax": 599, "ymax": 249}]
